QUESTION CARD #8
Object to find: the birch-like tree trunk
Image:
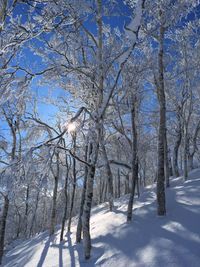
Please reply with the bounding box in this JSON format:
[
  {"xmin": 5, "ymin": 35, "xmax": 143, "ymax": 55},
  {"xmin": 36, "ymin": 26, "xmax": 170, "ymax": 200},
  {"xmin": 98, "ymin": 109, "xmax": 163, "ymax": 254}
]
[
  {"xmin": 101, "ymin": 142, "xmax": 114, "ymax": 211},
  {"xmin": 82, "ymin": 136, "xmax": 100, "ymax": 259},
  {"xmin": 81, "ymin": 0, "xmax": 145, "ymax": 258},
  {"xmin": 82, "ymin": 0, "xmax": 103, "ymax": 259},
  {"xmin": 60, "ymin": 155, "xmax": 70, "ymax": 242},
  {"xmin": 68, "ymin": 133, "xmax": 77, "ymax": 232},
  {"xmin": 76, "ymin": 141, "xmax": 89, "ymax": 243}
]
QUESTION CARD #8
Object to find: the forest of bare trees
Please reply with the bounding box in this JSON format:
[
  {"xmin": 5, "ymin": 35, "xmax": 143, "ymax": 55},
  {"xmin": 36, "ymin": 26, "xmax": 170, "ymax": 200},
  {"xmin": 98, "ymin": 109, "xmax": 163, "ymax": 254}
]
[{"xmin": 0, "ymin": 0, "xmax": 200, "ymax": 264}]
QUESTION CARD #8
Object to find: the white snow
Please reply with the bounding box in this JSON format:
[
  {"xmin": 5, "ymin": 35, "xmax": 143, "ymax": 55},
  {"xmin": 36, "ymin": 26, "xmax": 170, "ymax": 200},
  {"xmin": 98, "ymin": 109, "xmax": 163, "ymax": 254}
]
[
  {"xmin": 2, "ymin": 169, "xmax": 200, "ymax": 267},
  {"xmin": 118, "ymin": 0, "xmax": 144, "ymax": 65}
]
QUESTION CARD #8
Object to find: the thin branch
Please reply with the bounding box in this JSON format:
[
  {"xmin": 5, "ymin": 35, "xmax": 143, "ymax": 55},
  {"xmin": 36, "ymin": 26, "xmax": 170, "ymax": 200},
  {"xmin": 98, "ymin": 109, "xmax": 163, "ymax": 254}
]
[{"xmin": 51, "ymin": 144, "xmax": 91, "ymax": 167}]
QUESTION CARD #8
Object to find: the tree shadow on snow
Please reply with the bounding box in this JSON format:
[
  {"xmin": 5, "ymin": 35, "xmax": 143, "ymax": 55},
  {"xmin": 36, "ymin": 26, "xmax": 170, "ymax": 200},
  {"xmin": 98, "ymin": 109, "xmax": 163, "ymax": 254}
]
[
  {"xmin": 92, "ymin": 185, "xmax": 200, "ymax": 267},
  {"xmin": 3, "ymin": 231, "xmax": 49, "ymax": 267},
  {"xmin": 36, "ymin": 236, "xmax": 53, "ymax": 267},
  {"xmin": 50, "ymin": 240, "xmax": 69, "ymax": 267},
  {"xmin": 65, "ymin": 232, "xmax": 76, "ymax": 267}
]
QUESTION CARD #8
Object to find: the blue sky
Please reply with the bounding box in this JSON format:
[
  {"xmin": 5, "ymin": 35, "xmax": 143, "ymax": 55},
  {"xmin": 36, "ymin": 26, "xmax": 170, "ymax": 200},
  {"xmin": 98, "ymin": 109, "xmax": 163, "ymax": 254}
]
[
  {"xmin": 12, "ymin": 0, "xmax": 132, "ymax": 122},
  {"xmin": 9, "ymin": 0, "xmax": 200, "ymax": 122}
]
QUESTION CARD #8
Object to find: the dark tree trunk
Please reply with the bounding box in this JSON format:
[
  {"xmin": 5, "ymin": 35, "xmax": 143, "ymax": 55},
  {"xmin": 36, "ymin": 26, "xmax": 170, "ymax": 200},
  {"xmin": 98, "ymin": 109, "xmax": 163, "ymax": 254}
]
[
  {"xmin": 164, "ymin": 136, "xmax": 170, "ymax": 187},
  {"xmin": 99, "ymin": 178, "xmax": 104, "ymax": 204},
  {"xmin": 50, "ymin": 153, "xmax": 59, "ymax": 236},
  {"xmin": 183, "ymin": 128, "xmax": 188, "ymax": 181},
  {"xmin": 16, "ymin": 211, "xmax": 22, "ymax": 239},
  {"xmin": 156, "ymin": 19, "xmax": 166, "ymax": 216},
  {"xmin": 127, "ymin": 95, "xmax": 138, "ymax": 222},
  {"xmin": 24, "ymin": 185, "xmax": 30, "ymax": 236},
  {"xmin": 188, "ymin": 154, "xmax": 194, "ymax": 171},
  {"xmin": 50, "ymin": 175, "xmax": 58, "ymax": 235},
  {"xmin": 103, "ymin": 180, "xmax": 108, "ymax": 202},
  {"xmin": 82, "ymin": 163, "xmax": 97, "ymax": 259},
  {"xmin": 117, "ymin": 169, "xmax": 121, "ymax": 198},
  {"xmin": 0, "ymin": 196, "xmax": 9, "ymax": 265},
  {"xmin": 173, "ymin": 129, "xmax": 181, "ymax": 177},
  {"xmin": 125, "ymin": 174, "xmax": 130, "ymax": 194},
  {"xmin": 168, "ymin": 151, "xmax": 173, "ymax": 177},
  {"xmin": 136, "ymin": 177, "xmax": 140, "ymax": 198},
  {"xmin": 142, "ymin": 160, "xmax": 146, "ymax": 187}
]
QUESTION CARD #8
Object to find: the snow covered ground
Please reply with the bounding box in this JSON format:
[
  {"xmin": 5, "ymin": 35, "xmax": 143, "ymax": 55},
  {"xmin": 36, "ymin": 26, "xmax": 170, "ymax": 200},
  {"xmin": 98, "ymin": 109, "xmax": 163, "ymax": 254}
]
[{"xmin": 2, "ymin": 169, "xmax": 200, "ymax": 267}]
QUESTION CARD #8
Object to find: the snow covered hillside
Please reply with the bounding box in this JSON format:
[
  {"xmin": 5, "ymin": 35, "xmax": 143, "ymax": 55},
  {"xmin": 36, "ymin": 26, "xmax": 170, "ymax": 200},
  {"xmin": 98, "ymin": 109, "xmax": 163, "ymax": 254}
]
[{"xmin": 3, "ymin": 169, "xmax": 200, "ymax": 267}]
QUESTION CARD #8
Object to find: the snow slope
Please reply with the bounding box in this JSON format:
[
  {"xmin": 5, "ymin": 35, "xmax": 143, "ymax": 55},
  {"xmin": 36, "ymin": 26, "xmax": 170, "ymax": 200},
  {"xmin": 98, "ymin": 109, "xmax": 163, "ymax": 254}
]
[{"xmin": 2, "ymin": 169, "xmax": 200, "ymax": 267}]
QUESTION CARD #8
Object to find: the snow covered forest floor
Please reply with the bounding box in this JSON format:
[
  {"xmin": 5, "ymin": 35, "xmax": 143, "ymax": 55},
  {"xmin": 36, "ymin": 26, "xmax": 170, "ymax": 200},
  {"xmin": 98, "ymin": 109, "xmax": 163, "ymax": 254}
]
[
  {"xmin": 1, "ymin": 0, "xmax": 200, "ymax": 265},
  {"xmin": 3, "ymin": 169, "xmax": 200, "ymax": 267}
]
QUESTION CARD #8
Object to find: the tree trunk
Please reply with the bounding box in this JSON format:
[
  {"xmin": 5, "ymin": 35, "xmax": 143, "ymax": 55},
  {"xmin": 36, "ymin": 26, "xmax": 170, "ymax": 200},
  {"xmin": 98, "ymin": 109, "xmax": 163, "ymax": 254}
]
[
  {"xmin": 82, "ymin": 0, "xmax": 103, "ymax": 259},
  {"xmin": 117, "ymin": 169, "xmax": 121, "ymax": 198},
  {"xmin": 180, "ymin": 146, "xmax": 183, "ymax": 173},
  {"xmin": 82, "ymin": 143, "xmax": 99, "ymax": 259},
  {"xmin": 42, "ymin": 189, "xmax": 47, "ymax": 232},
  {"xmin": 16, "ymin": 211, "xmax": 22, "ymax": 239},
  {"xmin": 142, "ymin": 160, "xmax": 146, "ymax": 187},
  {"xmin": 173, "ymin": 129, "xmax": 181, "ymax": 177},
  {"xmin": 50, "ymin": 153, "xmax": 59, "ymax": 236},
  {"xmin": 60, "ymin": 155, "xmax": 69, "ymax": 242},
  {"xmin": 164, "ymin": 135, "xmax": 170, "ymax": 187},
  {"xmin": 101, "ymin": 142, "xmax": 114, "ymax": 211},
  {"xmin": 50, "ymin": 176, "xmax": 58, "ymax": 235},
  {"xmin": 136, "ymin": 176, "xmax": 140, "ymax": 198},
  {"xmin": 76, "ymin": 141, "xmax": 89, "ymax": 243},
  {"xmin": 82, "ymin": 125, "xmax": 100, "ymax": 259},
  {"xmin": 125, "ymin": 174, "xmax": 130, "ymax": 194},
  {"xmin": 183, "ymin": 126, "xmax": 188, "ymax": 180},
  {"xmin": 188, "ymin": 153, "xmax": 194, "ymax": 171},
  {"xmin": 99, "ymin": 178, "xmax": 104, "ymax": 204},
  {"xmin": 29, "ymin": 190, "xmax": 40, "ymax": 237},
  {"xmin": 168, "ymin": 150, "xmax": 173, "ymax": 177},
  {"xmin": 24, "ymin": 185, "xmax": 30, "ymax": 236},
  {"xmin": 68, "ymin": 133, "xmax": 77, "ymax": 233},
  {"xmin": 156, "ymin": 19, "xmax": 166, "ymax": 216},
  {"xmin": 127, "ymin": 95, "xmax": 138, "ymax": 222},
  {"xmin": 187, "ymin": 120, "xmax": 200, "ymax": 172},
  {"xmin": 0, "ymin": 195, "xmax": 9, "ymax": 265}
]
